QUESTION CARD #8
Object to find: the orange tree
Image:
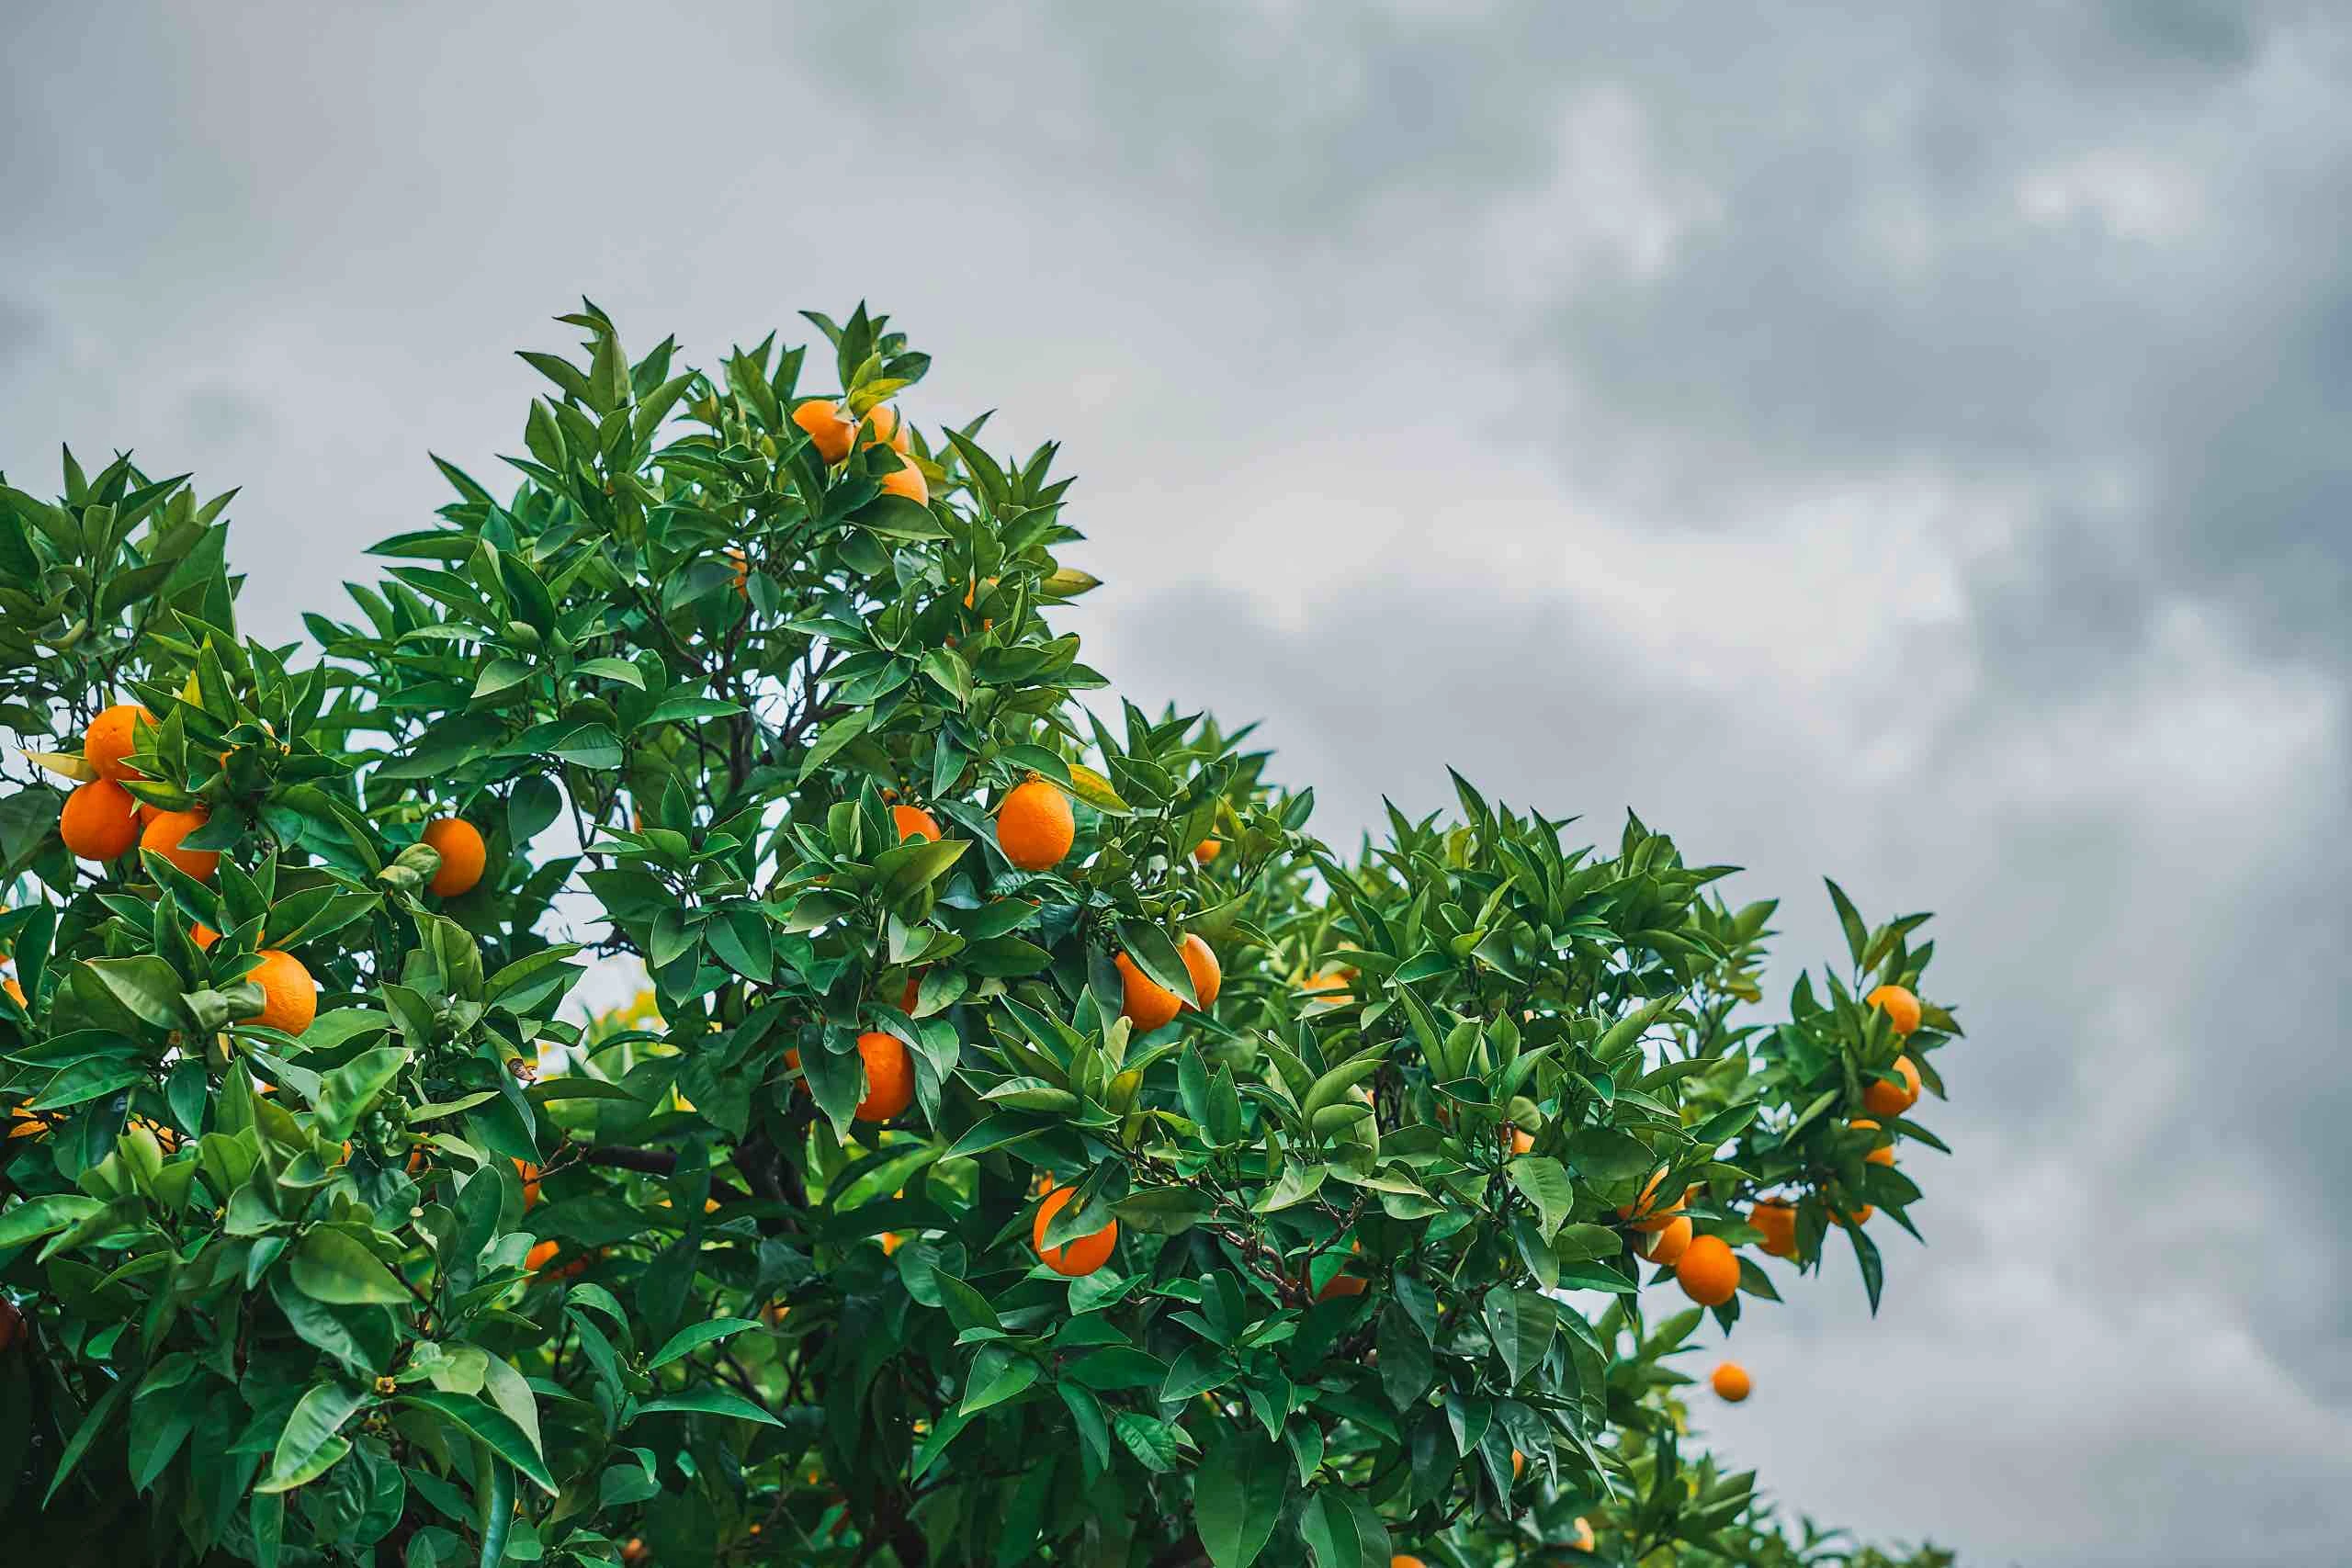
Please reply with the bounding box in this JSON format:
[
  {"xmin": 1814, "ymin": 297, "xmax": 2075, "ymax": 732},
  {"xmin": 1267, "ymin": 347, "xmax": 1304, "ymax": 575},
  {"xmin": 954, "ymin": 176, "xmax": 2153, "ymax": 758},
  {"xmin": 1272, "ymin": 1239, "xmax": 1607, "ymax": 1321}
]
[{"xmin": 0, "ymin": 307, "xmax": 1962, "ymax": 1566}]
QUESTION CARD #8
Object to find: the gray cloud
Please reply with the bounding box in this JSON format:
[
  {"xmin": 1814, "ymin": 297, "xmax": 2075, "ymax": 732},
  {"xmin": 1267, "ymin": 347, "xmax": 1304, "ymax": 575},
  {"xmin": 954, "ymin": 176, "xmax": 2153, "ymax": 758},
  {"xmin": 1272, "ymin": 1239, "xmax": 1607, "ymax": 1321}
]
[{"xmin": 5, "ymin": 3, "xmax": 2348, "ymax": 1563}]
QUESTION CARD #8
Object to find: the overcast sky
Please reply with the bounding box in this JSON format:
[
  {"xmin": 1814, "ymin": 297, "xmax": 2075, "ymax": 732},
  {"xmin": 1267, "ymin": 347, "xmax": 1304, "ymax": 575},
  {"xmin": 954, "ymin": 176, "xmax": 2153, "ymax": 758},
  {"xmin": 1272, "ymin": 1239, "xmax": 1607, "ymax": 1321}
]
[{"xmin": 6, "ymin": 4, "xmax": 2349, "ymax": 1563}]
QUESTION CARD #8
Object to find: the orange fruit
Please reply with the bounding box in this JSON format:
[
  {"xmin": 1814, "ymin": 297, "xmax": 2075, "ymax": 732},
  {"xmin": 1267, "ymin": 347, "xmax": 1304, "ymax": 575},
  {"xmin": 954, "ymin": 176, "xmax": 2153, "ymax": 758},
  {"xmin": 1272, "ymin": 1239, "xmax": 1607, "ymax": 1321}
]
[
  {"xmin": 526, "ymin": 1238, "xmax": 560, "ymax": 1273},
  {"xmin": 1302, "ymin": 970, "xmax": 1353, "ymax": 1006},
  {"xmin": 242, "ymin": 949, "xmax": 317, "ymax": 1035},
  {"xmin": 1114, "ymin": 952, "xmax": 1183, "ymax": 1034},
  {"xmin": 1393, "ymin": 1558, "xmax": 1427, "ymax": 1568},
  {"xmin": 1031, "ymin": 1183, "xmax": 1117, "ymax": 1277},
  {"xmin": 60, "ymin": 780, "xmax": 141, "ymax": 860},
  {"xmin": 514, "ymin": 1158, "xmax": 541, "ymax": 1208},
  {"xmin": 791, "ymin": 399, "xmax": 855, "ymax": 464},
  {"xmin": 3, "ymin": 977, "xmax": 22, "ymax": 1009},
  {"xmin": 899, "ymin": 973, "xmax": 922, "ymax": 1012},
  {"xmin": 996, "ymin": 779, "xmax": 1074, "ymax": 871},
  {"xmin": 1566, "ymin": 1517, "xmax": 1595, "ymax": 1551},
  {"xmin": 1866, "ymin": 984, "xmax": 1922, "ymax": 1035},
  {"xmin": 1510, "ymin": 1449, "xmax": 1525, "ymax": 1481},
  {"xmin": 141, "ymin": 808, "xmax": 220, "ymax": 881},
  {"xmin": 1619, "ymin": 1168, "xmax": 1688, "ymax": 1233},
  {"xmin": 1637, "ymin": 1214, "xmax": 1692, "ymax": 1266},
  {"xmin": 421, "ymin": 817, "xmax": 486, "ymax": 897},
  {"xmin": 1749, "ymin": 1199, "xmax": 1797, "ymax": 1258},
  {"xmin": 852, "ymin": 1031, "xmax": 913, "ymax": 1122},
  {"xmin": 878, "ymin": 1230, "xmax": 902, "ymax": 1257},
  {"xmin": 1505, "ymin": 1126, "xmax": 1535, "ymax": 1156},
  {"xmin": 621, "ymin": 1538, "xmax": 650, "ymax": 1565},
  {"xmin": 1315, "ymin": 1271, "xmax": 1368, "ymax": 1303},
  {"xmin": 877, "ymin": 453, "xmax": 929, "ymax": 506},
  {"xmin": 1178, "ymin": 933, "xmax": 1221, "ymax": 1011},
  {"xmin": 1850, "ymin": 1118, "xmax": 1896, "ymax": 1167},
  {"xmin": 191, "ymin": 923, "xmax": 220, "ymax": 950},
  {"xmin": 85, "ymin": 704, "xmax": 153, "ymax": 782},
  {"xmin": 1674, "ymin": 1235, "xmax": 1740, "ymax": 1307},
  {"xmin": 1862, "ymin": 1055, "xmax": 1922, "ymax": 1117},
  {"xmin": 862, "ymin": 405, "xmax": 911, "ymax": 453},
  {"xmin": 1193, "ymin": 838, "xmax": 1222, "ymax": 864},
  {"xmin": 1711, "ymin": 1361, "xmax": 1751, "ymax": 1402},
  {"xmin": 1834, "ymin": 1200, "xmax": 1875, "ymax": 1227},
  {"xmin": 725, "ymin": 547, "xmax": 750, "ymax": 599},
  {"xmin": 891, "ymin": 804, "xmax": 942, "ymax": 843}
]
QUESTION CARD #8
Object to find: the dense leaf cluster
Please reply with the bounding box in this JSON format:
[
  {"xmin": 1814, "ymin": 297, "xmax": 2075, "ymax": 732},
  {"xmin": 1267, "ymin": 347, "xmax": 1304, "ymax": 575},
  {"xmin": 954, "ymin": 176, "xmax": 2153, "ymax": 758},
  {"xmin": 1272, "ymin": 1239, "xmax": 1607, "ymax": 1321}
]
[{"xmin": 0, "ymin": 307, "xmax": 1960, "ymax": 1566}]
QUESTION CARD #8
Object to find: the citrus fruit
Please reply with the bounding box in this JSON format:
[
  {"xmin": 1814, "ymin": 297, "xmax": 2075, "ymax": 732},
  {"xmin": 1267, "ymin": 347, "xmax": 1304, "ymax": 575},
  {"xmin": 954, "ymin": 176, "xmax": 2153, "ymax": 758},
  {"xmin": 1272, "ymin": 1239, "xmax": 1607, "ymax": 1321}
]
[
  {"xmin": 1178, "ymin": 933, "xmax": 1221, "ymax": 1010},
  {"xmin": 60, "ymin": 780, "xmax": 141, "ymax": 860},
  {"xmin": 878, "ymin": 453, "xmax": 928, "ymax": 506},
  {"xmin": 85, "ymin": 704, "xmax": 153, "ymax": 782},
  {"xmin": 1114, "ymin": 952, "xmax": 1183, "ymax": 1033},
  {"xmin": 242, "ymin": 949, "xmax": 317, "ymax": 1035},
  {"xmin": 996, "ymin": 778, "xmax": 1074, "ymax": 870},
  {"xmin": 1749, "ymin": 1199, "xmax": 1797, "ymax": 1258},
  {"xmin": 791, "ymin": 398, "xmax": 854, "ymax": 464},
  {"xmin": 1193, "ymin": 838, "xmax": 1222, "ymax": 863},
  {"xmin": 891, "ymin": 803, "xmax": 942, "ymax": 843},
  {"xmin": 422, "ymin": 817, "xmax": 486, "ymax": 897},
  {"xmin": 1711, "ymin": 1361, "xmax": 1751, "ymax": 1402},
  {"xmin": 1674, "ymin": 1234, "xmax": 1740, "ymax": 1306},
  {"xmin": 1866, "ymin": 983, "xmax": 1922, "ymax": 1035},
  {"xmin": 852, "ymin": 1031, "xmax": 913, "ymax": 1122},
  {"xmin": 1862, "ymin": 1055, "xmax": 1922, "ymax": 1117},
  {"xmin": 141, "ymin": 808, "xmax": 220, "ymax": 880},
  {"xmin": 1031, "ymin": 1183, "xmax": 1117, "ymax": 1277},
  {"xmin": 1637, "ymin": 1214, "xmax": 1692, "ymax": 1266}
]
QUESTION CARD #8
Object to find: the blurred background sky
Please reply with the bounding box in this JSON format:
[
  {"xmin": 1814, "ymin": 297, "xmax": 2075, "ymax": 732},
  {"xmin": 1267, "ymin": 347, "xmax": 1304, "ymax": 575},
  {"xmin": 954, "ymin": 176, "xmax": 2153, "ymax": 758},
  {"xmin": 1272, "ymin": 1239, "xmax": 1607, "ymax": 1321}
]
[{"xmin": 6, "ymin": 4, "xmax": 2349, "ymax": 1563}]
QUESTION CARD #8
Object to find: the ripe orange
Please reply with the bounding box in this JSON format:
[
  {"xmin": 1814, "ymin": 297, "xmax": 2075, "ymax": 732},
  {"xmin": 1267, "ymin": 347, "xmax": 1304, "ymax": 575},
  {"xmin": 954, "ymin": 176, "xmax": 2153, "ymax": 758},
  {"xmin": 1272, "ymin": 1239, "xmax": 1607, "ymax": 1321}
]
[
  {"xmin": 1302, "ymin": 970, "xmax": 1353, "ymax": 1006},
  {"xmin": 242, "ymin": 949, "xmax": 317, "ymax": 1035},
  {"xmin": 1619, "ymin": 1168, "xmax": 1689, "ymax": 1233},
  {"xmin": 862, "ymin": 405, "xmax": 911, "ymax": 453},
  {"xmin": 85, "ymin": 704, "xmax": 153, "ymax": 782},
  {"xmin": 878, "ymin": 454, "xmax": 929, "ymax": 506},
  {"xmin": 1850, "ymin": 1118, "xmax": 1896, "ymax": 1166},
  {"xmin": 141, "ymin": 808, "xmax": 220, "ymax": 880},
  {"xmin": 1674, "ymin": 1235, "xmax": 1740, "ymax": 1307},
  {"xmin": 853, "ymin": 1031, "xmax": 913, "ymax": 1122},
  {"xmin": 1505, "ymin": 1126, "xmax": 1535, "ymax": 1156},
  {"xmin": 620, "ymin": 1538, "xmax": 650, "ymax": 1565},
  {"xmin": 1114, "ymin": 952, "xmax": 1183, "ymax": 1034},
  {"xmin": 1315, "ymin": 1269, "xmax": 1368, "ymax": 1303},
  {"xmin": 996, "ymin": 779, "xmax": 1074, "ymax": 871},
  {"xmin": 792, "ymin": 398, "xmax": 855, "ymax": 464},
  {"xmin": 1179, "ymin": 933, "xmax": 1221, "ymax": 1010},
  {"xmin": 1566, "ymin": 1517, "xmax": 1595, "ymax": 1552},
  {"xmin": 191, "ymin": 923, "xmax": 220, "ymax": 950},
  {"xmin": 514, "ymin": 1158, "xmax": 541, "ymax": 1208},
  {"xmin": 1392, "ymin": 1557, "xmax": 1427, "ymax": 1568},
  {"xmin": 1637, "ymin": 1214, "xmax": 1693, "ymax": 1267},
  {"xmin": 1749, "ymin": 1199, "xmax": 1797, "ymax": 1258},
  {"xmin": 1834, "ymin": 1200, "xmax": 1875, "ymax": 1226},
  {"xmin": 1866, "ymin": 983, "xmax": 1922, "ymax": 1035},
  {"xmin": 1511, "ymin": 1449, "xmax": 1525, "ymax": 1482},
  {"xmin": 1862, "ymin": 1055, "xmax": 1922, "ymax": 1117},
  {"xmin": 1193, "ymin": 838, "xmax": 1222, "ymax": 863},
  {"xmin": 891, "ymin": 803, "xmax": 942, "ymax": 843},
  {"xmin": 422, "ymin": 817, "xmax": 486, "ymax": 897},
  {"xmin": 1711, "ymin": 1361, "xmax": 1751, "ymax": 1402},
  {"xmin": 1031, "ymin": 1183, "xmax": 1117, "ymax": 1277},
  {"xmin": 526, "ymin": 1238, "xmax": 561, "ymax": 1274},
  {"xmin": 60, "ymin": 780, "xmax": 141, "ymax": 860},
  {"xmin": 3, "ymin": 977, "xmax": 23, "ymax": 1009},
  {"xmin": 725, "ymin": 547, "xmax": 750, "ymax": 599}
]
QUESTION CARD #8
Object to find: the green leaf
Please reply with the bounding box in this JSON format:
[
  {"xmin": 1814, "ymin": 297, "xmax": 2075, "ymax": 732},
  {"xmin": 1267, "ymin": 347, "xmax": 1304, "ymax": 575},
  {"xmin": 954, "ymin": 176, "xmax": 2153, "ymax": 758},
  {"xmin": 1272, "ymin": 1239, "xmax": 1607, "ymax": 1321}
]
[
  {"xmin": 0, "ymin": 1193, "xmax": 102, "ymax": 1248},
  {"xmin": 1483, "ymin": 1290, "xmax": 1556, "ymax": 1386},
  {"xmin": 1297, "ymin": 1487, "xmax": 1388, "ymax": 1568},
  {"xmin": 394, "ymin": 1391, "xmax": 560, "ymax": 1495},
  {"xmin": 633, "ymin": 1388, "xmax": 786, "ymax": 1428},
  {"xmin": 1113, "ymin": 1187, "xmax": 1215, "ymax": 1235},
  {"xmin": 289, "ymin": 1227, "xmax": 412, "ymax": 1306},
  {"xmin": 959, "ymin": 1346, "xmax": 1039, "ymax": 1416},
  {"xmin": 77, "ymin": 956, "xmax": 193, "ymax": 1031},
  {"xmin": 646, "ymin": 1317, "xmax": 762, "ymax": 1371},
  {"xmin": 1506, "ymin": 1156, "xmax": 1575, "ymax": 1240},
  {"xmin": 1115, "ymin": 918, "xmax": 1196, "ymax": 1008},
  {"xmin": 314, "ymin": 1045, "xmax": 410, "ymax": 1142},
  {"xmin": 255, "ymin": 1381, "xmax": 365, "ymax": 1493},
  {"xmin": 1194, "ymin": 1429, "xmax": 1288, "ymax": 1568}
]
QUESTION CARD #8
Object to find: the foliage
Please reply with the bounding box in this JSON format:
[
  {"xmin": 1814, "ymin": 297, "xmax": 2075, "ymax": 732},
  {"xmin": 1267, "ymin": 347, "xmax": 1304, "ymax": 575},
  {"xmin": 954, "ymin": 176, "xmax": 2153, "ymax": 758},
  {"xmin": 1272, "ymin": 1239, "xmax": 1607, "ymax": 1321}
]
[{"xmin": 0, "ymin": 305, "xmax": 1962, "ymax": 1565}]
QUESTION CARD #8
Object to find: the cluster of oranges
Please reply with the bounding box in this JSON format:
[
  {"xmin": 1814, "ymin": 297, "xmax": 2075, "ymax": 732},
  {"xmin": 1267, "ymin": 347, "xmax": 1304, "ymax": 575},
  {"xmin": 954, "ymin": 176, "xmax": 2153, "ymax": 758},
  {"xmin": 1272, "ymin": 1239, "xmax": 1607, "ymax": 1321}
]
[
  {"xmin": 37, "ymin": 705, "xmax": 506, "ymax": 1042},
  {"xmin": 788, "ymin": 397, "xmax": 925, "ymax": 502},
  {"xmin": 1650, "ymin": 983, "xmax": 1931, "ymax": 1308}
]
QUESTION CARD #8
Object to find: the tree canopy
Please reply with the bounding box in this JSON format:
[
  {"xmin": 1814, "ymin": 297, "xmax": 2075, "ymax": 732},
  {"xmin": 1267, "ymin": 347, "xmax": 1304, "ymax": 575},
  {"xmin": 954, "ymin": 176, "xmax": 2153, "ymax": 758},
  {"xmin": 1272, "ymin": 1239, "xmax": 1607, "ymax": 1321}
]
[{"xmin": 0, "ymin": 305, "xmax": 1960, "ymax": 1566}]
